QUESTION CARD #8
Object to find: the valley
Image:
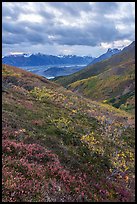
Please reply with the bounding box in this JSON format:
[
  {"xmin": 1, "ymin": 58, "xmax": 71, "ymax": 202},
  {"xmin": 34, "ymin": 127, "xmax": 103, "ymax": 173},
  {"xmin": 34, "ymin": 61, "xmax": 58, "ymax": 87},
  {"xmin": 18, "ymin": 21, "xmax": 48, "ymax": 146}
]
[{"xmin": 19, "ymin": 64, "xmax": 87, "ymax": 79}]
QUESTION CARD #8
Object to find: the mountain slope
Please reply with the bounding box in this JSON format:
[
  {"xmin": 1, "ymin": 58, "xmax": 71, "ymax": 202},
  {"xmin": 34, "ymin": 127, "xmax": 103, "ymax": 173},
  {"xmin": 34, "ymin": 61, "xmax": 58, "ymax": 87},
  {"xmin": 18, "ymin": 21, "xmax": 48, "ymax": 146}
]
[
  {"xmin": 54, "ymin": 42, "xmax": 135, "ymax": 113},
  {"xmin": 89, "ymin": 48, "xmax": 121, "ymax": 65},
  {"xmin": 54, "ymin": 41, "xmax": 135, "ymax": 86},
  {"xmin": 2, "ymin": 64, "xmax": 135, "ymax": 202}
]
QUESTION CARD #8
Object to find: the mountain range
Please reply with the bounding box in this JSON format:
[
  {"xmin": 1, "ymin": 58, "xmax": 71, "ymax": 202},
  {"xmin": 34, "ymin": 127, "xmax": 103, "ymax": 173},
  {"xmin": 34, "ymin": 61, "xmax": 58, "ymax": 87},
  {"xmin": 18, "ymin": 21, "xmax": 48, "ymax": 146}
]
[
  {"xmin": 2, "ymin": 53, "xmax": 94, "ymax": 67},
  {"xmin": 2, "ymin": 48, "xmax": 121, "ymax": 68},
  {"xmin": 2, "ymin": 48, "xmax": 121, "ymax": 78}
]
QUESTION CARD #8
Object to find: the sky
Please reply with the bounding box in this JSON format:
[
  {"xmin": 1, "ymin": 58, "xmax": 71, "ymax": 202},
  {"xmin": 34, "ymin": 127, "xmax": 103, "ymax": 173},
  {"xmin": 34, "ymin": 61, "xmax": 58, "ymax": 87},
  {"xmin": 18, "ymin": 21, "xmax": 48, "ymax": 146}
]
[{"xmin": 2, "ymin": 2, "xmax": 135, "ymax": 57}]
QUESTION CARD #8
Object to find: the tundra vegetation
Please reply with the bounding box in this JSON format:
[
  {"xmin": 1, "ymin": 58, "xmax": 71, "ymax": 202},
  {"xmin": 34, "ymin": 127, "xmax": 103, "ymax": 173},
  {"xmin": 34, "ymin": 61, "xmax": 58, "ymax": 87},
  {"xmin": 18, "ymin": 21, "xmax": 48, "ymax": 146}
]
[{"xmin": 2, "ymin": 64, "xmax": 135, "ymax": 202}]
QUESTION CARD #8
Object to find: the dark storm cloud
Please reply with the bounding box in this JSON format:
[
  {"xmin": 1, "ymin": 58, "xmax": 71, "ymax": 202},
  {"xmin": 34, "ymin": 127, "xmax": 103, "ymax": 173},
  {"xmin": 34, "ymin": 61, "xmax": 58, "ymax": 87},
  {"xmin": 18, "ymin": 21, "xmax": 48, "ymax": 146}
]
[
  {"xmin": 2, "ymin": 20, "xmax": 26, "ymax": 34},
  {"xmin": 3, "ymin": 32, "xmax": 24, "ymax": 45},
  {"xmin": 3, "ymin": 28, "xmax": 50, "ymax": 45},
  {"xmin": 2, "ymin": 2, "xmax": 135, "ymax": 55}
]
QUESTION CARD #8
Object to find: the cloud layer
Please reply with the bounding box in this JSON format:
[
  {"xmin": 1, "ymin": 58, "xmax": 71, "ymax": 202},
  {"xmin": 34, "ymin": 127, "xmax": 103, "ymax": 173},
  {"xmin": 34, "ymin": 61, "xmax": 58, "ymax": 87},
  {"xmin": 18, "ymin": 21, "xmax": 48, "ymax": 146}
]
[{"xmin": 2, "ymin": 2, "xmax": 135, "ymax": 56}]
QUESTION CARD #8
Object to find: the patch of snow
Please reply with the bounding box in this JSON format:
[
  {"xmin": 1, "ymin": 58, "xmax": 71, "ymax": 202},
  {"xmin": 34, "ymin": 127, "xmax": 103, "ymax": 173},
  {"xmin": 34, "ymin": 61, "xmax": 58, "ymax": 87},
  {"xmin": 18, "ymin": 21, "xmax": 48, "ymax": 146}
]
[{"xmin": 24, "ymin": 54, "xmax": 32, "ymax": 58}]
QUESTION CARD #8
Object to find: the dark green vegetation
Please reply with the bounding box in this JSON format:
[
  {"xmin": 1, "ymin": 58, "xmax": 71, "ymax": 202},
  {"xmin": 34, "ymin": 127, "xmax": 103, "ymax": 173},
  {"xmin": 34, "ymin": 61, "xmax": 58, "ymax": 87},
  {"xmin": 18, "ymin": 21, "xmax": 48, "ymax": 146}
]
[
  {"xmin": 2, "ymin": 64, "xmax": 135, "ymax": 202},
  {"xmin": 54, "ymin": 42, "xmax": 135, "ymax": 114}
]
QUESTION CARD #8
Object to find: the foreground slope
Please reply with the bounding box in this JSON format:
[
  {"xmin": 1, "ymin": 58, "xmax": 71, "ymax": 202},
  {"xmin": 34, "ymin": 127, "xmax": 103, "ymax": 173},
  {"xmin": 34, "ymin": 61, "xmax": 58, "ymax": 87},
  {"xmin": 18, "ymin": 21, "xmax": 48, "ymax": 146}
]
[
  {"xmin": 54, "ymin": 42, "xmax": 135, "ymax": 113},
  {"xmin": 2, "ymin": 64, "xmax": 135, "ymax": 202}
]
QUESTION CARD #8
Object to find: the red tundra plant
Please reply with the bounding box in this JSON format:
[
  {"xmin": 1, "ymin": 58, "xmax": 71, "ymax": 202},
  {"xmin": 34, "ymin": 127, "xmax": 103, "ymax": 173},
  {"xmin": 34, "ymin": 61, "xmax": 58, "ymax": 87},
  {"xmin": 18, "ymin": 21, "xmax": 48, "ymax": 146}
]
[
  {"xmin": 2, "ymin": 133, "xmax": 93, "ymax": 201},
  {"xmin": 2, "ymin": 127, "xmax": 133, "ymax": 202}
]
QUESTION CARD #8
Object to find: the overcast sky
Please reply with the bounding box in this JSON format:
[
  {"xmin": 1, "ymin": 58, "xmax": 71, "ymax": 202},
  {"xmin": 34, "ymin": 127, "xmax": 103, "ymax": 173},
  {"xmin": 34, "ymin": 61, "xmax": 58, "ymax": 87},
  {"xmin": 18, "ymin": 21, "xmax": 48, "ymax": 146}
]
[{"xmin": 2, "ymin": 2, "xmax": 135, "ymax": 57}]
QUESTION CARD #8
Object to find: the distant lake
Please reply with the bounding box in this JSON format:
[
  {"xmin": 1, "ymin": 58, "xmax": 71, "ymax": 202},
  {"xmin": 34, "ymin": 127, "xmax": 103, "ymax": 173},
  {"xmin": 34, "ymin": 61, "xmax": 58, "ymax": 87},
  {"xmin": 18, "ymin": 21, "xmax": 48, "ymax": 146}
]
[{"xmin": 19, "ymin": 64, "xmax": 87, "ymax": 79}]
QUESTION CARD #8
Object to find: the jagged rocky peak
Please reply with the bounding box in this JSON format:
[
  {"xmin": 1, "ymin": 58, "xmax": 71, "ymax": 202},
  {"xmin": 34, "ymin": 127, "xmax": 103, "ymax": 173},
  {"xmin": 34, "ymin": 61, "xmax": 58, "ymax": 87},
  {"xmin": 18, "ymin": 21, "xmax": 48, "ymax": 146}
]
[{"xmin": 107, "ymin": 48, "xmax": 120, "ymax": 53}]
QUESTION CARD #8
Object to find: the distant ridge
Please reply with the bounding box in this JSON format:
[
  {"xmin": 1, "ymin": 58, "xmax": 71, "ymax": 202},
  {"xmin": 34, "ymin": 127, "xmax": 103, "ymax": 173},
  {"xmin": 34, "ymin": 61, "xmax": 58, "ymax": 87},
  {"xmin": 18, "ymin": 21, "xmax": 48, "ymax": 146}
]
[
  {"xmin": 2, "ymin": 53, "xmax": 94, "ymax": 67},
  {"xmin": 89, "ymin": 48, "xmax": 121, "ymax": 65}
]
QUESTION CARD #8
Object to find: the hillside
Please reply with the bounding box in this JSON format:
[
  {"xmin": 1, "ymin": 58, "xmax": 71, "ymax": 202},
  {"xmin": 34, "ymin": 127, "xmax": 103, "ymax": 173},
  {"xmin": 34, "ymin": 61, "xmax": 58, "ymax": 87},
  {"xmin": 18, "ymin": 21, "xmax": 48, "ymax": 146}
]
[
  {"xmin": 54, "ymin": 42, "xmax": 135, "ymax": 113},
  {"xmin": 2, "ymin": 64, "xmax": 135, "ymax": 202},
  {"xmin": 54, "ymin": 42, "xmax": 135, "ymax": 86},
  {"xmin": 89, "ymin": 48, "xmax": 121, "ymax": 65}
]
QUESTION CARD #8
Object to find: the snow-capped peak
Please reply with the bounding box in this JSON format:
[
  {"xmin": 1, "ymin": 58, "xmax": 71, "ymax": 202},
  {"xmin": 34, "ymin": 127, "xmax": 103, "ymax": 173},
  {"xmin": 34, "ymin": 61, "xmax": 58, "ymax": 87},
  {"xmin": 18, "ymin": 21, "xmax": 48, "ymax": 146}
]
[
  {"xmin": 107, "ymin": 48, "xmax": 113, "ymax": 52},
  {"xmin": 23, "ymin": 53, "xmax": 32, "ymax": 58},
  {"xmin": 107, "ymin": 48, "xmax": 120, "ymax": 53},
  {"xmin": 57, "ymin": 55, "xmax": 65, "ymax": 58},
  {"xmin": 3, "ymin": 52, "xmax": 33, "ymax": 58}
]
